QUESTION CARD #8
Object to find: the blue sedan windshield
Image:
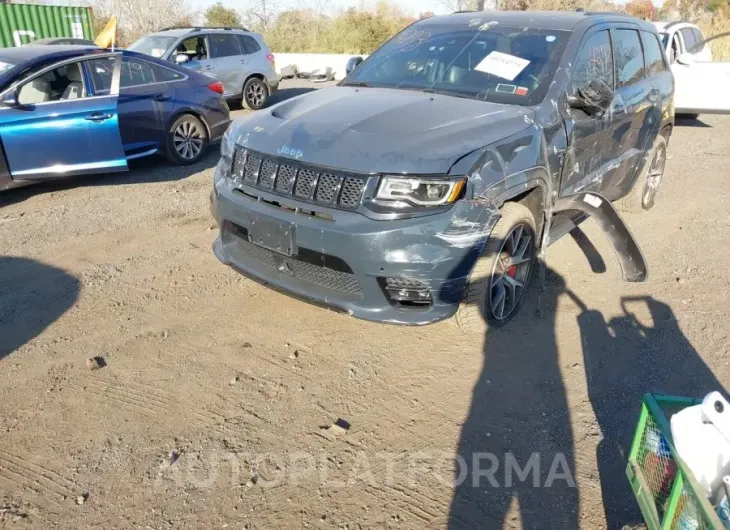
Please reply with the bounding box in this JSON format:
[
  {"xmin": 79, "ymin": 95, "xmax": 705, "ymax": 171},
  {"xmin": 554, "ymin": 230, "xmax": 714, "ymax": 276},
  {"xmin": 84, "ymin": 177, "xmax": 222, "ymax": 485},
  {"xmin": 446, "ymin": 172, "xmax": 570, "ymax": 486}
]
[{"xmin": 344, "ymin": 24, "xmax": 570, "ymax": 106}]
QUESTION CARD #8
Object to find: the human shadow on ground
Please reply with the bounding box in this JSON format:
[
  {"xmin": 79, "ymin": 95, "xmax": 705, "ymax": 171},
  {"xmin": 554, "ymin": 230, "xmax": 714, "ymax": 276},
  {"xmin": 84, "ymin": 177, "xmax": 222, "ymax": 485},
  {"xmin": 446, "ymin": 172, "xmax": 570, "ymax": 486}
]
[
  {"xmin": 0, "ymin": 256, "xmax": 80, "ymax": 361},
  {"xmin": 447, "ymin": 230, "xmax": 722, "ymax": 529}
]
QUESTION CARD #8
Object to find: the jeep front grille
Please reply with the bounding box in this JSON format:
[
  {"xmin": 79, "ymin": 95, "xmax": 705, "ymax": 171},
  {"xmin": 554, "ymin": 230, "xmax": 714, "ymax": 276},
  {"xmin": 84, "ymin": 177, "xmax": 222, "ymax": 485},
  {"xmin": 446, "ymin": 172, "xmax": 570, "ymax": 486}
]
[{"xmin": 232, "ymin": 148, "xmax": 367, "ymax": 211}]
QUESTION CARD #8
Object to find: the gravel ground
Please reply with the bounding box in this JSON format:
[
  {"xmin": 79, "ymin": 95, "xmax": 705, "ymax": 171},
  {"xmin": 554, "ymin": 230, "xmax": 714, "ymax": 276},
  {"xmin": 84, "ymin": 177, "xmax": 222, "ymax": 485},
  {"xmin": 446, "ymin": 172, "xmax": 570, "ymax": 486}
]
[{"xmin": 1, "ymin": 79, "xmax": 729, "ymax": 529}]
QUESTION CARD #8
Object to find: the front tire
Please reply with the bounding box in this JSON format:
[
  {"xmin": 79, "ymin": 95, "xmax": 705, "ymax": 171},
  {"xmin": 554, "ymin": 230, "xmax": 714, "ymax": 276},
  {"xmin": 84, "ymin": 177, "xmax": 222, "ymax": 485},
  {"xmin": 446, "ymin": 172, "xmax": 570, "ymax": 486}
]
[
  {"xmin": 455, "ymin": 202, "xmax": 536, "ymax": 334},
  {"xmin": 616, "ymin": 135, "xmax": 667, "ymax": 213},
  {"xmin": 241, "ymin": 77, "xmax": 269, "ymax": 110},
  {"xmin": 164, "ymin": 114, "xmax": 208, "ymax": 166}
]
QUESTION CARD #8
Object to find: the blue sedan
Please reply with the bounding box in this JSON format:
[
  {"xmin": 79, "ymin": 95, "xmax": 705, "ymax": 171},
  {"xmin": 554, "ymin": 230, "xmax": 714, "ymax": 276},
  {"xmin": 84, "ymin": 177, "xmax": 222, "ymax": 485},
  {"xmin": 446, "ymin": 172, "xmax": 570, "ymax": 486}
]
[{"xmin": 0, "ymin": 46, "xmax": 230, "ymax": 191}]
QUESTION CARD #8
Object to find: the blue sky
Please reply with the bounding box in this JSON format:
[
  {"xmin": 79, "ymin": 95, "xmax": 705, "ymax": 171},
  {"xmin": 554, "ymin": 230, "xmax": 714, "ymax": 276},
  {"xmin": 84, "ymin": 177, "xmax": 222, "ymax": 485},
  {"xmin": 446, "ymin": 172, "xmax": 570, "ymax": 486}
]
[
  {"xmin": 191, "ymin": 0, "xmax": 457, "ymax": 17},
  {"xmin": 190, "ymin": 0, "xmax": 660, "ymax": 18}
]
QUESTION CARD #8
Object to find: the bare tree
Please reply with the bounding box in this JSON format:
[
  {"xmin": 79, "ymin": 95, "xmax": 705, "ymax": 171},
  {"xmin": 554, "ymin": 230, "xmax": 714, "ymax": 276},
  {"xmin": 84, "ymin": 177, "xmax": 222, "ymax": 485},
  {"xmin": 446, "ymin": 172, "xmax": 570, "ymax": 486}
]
[
  {"xmin": 438, "ymin": 0, "xmax": 470, "ymax": 11},
  {"xmin": 87, "ymin": 0, "xmax": 194, "ymax": 44},
  {"xmin": 244, "ymin": 0, "xmax": 278, "ymax": 33}
]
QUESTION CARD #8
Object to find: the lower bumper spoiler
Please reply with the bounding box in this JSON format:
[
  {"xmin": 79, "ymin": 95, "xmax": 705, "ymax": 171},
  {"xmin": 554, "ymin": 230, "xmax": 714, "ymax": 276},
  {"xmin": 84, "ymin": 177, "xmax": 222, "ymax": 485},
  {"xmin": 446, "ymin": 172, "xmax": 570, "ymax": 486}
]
[{"xmin": 552, "ymin": 192, "xmax": 647, "ymax": 282}]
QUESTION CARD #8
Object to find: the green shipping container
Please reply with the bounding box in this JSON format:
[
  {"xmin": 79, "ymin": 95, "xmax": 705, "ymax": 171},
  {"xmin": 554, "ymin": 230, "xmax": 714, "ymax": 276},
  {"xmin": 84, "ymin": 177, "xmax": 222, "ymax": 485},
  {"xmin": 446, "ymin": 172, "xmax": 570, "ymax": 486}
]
[{"xmin": 0, "ymin": 3, "xmax": 94, "ymax": 48}]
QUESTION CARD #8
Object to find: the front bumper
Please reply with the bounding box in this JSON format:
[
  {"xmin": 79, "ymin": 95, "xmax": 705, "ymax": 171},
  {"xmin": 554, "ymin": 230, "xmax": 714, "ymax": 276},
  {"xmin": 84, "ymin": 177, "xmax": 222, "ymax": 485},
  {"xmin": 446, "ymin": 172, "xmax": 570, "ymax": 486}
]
[{"xmin": 210, "ymin": 161, "xmax": 499, "ymax": 325}]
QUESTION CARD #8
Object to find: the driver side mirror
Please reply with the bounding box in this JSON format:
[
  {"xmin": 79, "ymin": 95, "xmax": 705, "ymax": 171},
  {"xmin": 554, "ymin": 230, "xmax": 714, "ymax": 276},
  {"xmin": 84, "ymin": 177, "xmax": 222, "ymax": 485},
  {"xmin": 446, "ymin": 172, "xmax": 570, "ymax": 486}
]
[
  {"xmin": 0, "ymin": 88, "xmax": 19, "ymax": 107},
  {"xmin": 175, "ymin": 53, "xmax": 190, "ymax": 65},
  {"xmin": 568, "ymin": 78, "xmax": 614, "ymax": 116},
  {"xmin": 345, "ymin": 56, "xmax": 363, "ymax": 75}
]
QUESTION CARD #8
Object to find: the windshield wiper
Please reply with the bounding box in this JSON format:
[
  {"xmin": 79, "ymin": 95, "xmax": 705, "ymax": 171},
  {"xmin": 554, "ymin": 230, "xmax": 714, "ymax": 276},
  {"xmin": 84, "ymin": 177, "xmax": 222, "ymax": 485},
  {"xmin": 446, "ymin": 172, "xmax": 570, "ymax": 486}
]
[
  {"xmin": 342, "ymin": 81, "xmax": 372, "ymax": 87},
  {"xmin": 420, "ymin": 88, "xmax": 473, "ymax": 100}
]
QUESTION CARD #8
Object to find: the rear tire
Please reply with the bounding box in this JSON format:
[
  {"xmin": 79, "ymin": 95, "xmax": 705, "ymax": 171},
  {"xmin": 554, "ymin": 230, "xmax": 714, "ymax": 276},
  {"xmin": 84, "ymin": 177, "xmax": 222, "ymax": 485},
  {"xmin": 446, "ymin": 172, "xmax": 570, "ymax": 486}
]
[
  {"xmin": 616, "ymin": 135, "xmax": 667, "ymax": 213},
  {"xmin": 241, "ymin": 77, "xmax": 269, "ymax": 110},
  {"xmin": 164, "ymin": 114, "xmax": 208, "ymax": 166},
  {"xmin": 455, "ymin": 202, "xmax": 536, "ymax": 334}
]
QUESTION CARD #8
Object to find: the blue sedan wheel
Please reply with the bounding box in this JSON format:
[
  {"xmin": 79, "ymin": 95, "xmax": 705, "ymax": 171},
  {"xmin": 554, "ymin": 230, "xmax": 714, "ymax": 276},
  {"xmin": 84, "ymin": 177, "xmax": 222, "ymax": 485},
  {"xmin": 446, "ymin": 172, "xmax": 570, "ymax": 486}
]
[{"xmin": 164, "ymin": 114, "xmax": 208, "ymax": 165}]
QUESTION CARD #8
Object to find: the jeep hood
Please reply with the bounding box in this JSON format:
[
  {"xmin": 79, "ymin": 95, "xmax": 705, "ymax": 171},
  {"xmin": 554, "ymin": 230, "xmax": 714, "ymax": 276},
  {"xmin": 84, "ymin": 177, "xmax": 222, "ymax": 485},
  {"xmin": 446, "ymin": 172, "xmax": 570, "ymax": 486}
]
[{"xmin": 233, "ymin": 86, "xmax": 535, "ymax": 175}]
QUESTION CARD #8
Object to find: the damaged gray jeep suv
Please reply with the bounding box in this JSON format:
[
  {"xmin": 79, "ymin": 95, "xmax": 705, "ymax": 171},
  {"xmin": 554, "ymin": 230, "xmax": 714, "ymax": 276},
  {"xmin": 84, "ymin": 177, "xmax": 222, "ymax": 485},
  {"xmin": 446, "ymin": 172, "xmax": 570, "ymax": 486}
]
[{"xmin": 211, "ymin": 11, "xmax": 672, "ymax": 330}]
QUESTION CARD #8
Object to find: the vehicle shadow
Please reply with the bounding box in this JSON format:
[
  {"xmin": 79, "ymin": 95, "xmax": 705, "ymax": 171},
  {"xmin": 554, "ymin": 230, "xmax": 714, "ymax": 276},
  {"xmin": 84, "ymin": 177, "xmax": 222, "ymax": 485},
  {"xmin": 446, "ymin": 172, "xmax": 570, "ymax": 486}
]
[
  {"xmin": 0, "ymin": 151, "xmax": 219, "ymax": 208},
  {"xmin": 446, "ymin": 229, "xmax": 722, "ymax": 529},
  {"xmin": 674, "ymin": 115, "xmax": 711, "ymax": 128},
  {"xmin": 0, "ymin": 256, "xmax": 80, "ymax": 361},
  {"xmin": 269, "ymin": 86, "xmax": 321, "ymax": 106}
]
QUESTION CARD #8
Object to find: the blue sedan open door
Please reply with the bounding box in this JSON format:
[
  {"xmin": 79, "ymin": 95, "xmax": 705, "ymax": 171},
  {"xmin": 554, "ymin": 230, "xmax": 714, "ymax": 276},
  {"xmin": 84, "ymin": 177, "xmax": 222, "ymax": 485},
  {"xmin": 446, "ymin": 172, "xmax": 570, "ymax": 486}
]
[{"xmin": 0, "ymin": 52, "xmax": 128, "ymax": 180}]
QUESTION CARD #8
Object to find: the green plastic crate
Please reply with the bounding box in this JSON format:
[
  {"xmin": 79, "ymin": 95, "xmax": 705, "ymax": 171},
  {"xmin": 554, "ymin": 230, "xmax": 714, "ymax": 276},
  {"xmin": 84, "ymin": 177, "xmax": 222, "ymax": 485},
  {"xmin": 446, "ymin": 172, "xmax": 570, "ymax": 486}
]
[{"xmin": 627, "ymin": 394, "xmax": 726, "ymax": 529}]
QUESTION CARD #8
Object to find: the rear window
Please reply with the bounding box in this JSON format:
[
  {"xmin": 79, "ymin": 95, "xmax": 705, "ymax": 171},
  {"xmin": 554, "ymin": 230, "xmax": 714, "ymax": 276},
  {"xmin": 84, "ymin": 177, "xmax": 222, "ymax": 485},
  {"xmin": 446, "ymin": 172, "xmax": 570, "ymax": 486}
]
[
  {"xmin": 680, "ymin": 28, "xmax": 698, "ymax": 53},
  {"xmin": 691, "ymin": 27, "xmax": 705, "ymax": 52},
  {"xmin": 642, "ymin": 31, "xmax": 666, "ymax": 76},
  {"xmin": 239, "ymin": 35, "xmax": 261, "ymax": 54},
  {"xmin": 121, "ymin": 57, "xmax": 184, "ymax": 87},
  {"xmin": 613, "ymin": 29, "xmax": 645, "ymax": 88}
]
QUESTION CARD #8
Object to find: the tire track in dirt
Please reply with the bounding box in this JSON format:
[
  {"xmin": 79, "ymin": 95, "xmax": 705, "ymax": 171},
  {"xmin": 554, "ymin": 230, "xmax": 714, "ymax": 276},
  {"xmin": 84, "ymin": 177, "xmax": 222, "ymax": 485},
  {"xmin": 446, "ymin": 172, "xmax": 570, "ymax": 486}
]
[
  {"xmin": 64, "ymin": 376, "xmax": 254, "ymax": 437},
  {"xmin": 0, "ymin": 449, "xmax": 79, "ymax": 506}
]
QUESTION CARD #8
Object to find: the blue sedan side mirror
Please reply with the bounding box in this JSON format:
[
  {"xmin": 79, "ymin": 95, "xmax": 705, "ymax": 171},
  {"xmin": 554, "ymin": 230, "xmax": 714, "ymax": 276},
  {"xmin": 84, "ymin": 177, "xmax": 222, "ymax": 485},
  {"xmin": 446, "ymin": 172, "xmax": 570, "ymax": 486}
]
[
  {"xmin": 0, "ymin": 89, "xmax": 19, "ymax": 107},
  {"xmin": 345, "ymin": 56, "xmax": 363, "ymax": 75}
]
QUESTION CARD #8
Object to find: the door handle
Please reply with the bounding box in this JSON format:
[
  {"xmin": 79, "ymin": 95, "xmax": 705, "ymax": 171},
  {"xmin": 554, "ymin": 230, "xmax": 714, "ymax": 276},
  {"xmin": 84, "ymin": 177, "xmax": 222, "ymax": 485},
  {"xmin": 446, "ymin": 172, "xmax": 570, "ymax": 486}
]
[
  {"xmin": 153, "ymin": 94, "xmax": 171, "ymax": 102},
  {"xmin": 84, "ymin": 112, "xmax": 113, "ymax": 122},
  {"xmin": 240, "ymin": 59, "xmax": 247, "ymax": 64},
  {"xmin": 203, "ymin": 65, "xmax": 213, "ymax": 70}
]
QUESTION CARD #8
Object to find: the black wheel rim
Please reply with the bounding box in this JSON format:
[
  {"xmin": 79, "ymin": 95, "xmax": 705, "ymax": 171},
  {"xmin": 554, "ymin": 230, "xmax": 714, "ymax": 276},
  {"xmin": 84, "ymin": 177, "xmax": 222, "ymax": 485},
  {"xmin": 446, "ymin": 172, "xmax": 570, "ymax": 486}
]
[
  {"xmin": 643, "ymin": 143, "xmax": 666, "ymax": 209},
  {"xmin": 489, "ymin": 223, "xmax": 534, "ymax": 321},
  {"xmin": 245, "ymin": 81, "xmax": 265, "ymax": 108}
]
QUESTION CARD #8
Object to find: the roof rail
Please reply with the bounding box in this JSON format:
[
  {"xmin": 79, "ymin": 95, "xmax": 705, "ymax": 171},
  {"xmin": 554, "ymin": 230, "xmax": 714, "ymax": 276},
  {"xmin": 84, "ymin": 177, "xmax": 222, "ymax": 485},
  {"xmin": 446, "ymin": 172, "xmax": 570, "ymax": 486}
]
[
  {"xmin": 452, "ymin": 10, "xmax": 477, "ymax": 13},
  {"xmin": 159, "ymin": 26, "xmax": 251, "ymax": 32}
]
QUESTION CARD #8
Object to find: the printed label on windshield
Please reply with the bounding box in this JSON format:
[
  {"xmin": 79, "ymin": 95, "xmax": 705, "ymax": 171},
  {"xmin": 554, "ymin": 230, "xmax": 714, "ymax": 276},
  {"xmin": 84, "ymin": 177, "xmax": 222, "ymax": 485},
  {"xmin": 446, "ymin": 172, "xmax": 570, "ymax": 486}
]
[{"xmin": 474, "ymin": 51, "xmax": 530, "ymax": 81}]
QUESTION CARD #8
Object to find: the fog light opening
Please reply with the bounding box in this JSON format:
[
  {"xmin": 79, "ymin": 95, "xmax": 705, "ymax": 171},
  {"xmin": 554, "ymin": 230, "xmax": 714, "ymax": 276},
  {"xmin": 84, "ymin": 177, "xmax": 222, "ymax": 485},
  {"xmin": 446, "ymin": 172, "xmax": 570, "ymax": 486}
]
[{"xmin": 381, "ymin": 277, "xmax": 433, "ymax": 307}]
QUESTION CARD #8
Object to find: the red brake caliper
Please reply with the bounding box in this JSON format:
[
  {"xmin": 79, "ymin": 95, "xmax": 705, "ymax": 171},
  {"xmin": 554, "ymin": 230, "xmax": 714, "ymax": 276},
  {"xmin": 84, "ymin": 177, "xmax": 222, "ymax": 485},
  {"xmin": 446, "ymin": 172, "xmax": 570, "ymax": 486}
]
[{"xmin": 507, "ymin": 264, "xmax": 517, "ymax": 278}]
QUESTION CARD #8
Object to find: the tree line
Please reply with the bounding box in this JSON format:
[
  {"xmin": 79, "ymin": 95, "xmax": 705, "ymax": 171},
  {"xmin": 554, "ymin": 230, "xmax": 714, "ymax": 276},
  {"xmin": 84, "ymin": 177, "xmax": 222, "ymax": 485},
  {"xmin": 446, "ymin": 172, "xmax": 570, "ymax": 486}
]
[{"xmin": 90, "ymin": 0, "xmax": 730, "ymax": 58}]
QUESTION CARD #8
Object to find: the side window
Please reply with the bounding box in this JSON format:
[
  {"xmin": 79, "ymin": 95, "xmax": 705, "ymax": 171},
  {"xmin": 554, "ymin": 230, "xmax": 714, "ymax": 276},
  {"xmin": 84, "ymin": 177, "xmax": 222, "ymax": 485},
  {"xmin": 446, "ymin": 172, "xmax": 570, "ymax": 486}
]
[
  {"xmin": 692, "ymin": 28, "xmax": 705, "ymax": 52},
  {"xmin": 87, "ymin": 56, "xmax": 115, "ymax": 95},
  {"xmin": 121, "ymin": 57, "xmax": 184, "ymax": 87},
  {"xmin": 239, "ymin": 35, "xmax": 261, "ymax": 54},
  {"xmin": 18, "ymin": 61, "xmax": 85, "ymax": 104},
  {"xmin": 642, "ymin": 32, "xmax": 666, "ymax": 77},
  {"xmin": 571, "ymin": 30, "xmax": 614, "ymax": 94},
  {"xmin": 174, "ymin": 37, "xmax": 207, "ymax": 61},
  {"xmin": 613, "ymin": 29, "xmax": 645, "ymax": 89},
  {"xmin": 209, "ymin": 34, "xmax": 243, "ymax": 58},
  {"xmin": 152, "ymin": 64, "xmax": 184, "ymax": 82},
  {"xmin": 680, "ymin": 28, "xmax": 697, "ymax": 54},
  {"xmin": 121, "ymin": 57, "xmax": 155, "ymax": 87}
]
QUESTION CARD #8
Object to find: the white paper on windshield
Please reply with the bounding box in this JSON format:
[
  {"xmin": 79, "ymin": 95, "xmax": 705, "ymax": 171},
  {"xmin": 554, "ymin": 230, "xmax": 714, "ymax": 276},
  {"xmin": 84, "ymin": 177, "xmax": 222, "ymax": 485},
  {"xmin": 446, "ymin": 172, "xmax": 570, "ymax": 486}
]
[
  {"xmin": 474, "ymin": 51, "xmax": 530, "ymax": 81},
  {"xmin": 151, "ymin": 48, "xmax": 166, "ymax": 58}
]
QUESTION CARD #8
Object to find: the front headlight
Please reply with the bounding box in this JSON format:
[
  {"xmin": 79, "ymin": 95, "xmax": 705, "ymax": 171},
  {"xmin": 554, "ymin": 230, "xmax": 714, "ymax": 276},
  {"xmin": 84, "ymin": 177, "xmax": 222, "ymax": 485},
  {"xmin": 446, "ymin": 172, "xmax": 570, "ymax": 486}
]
[
  {"xmin": 220, "ymin": 125, "xmax": 236, "ymax": 165},
  {"xmin": 375, "ymin": 176, "xmax": 466, "ymax": 207}
]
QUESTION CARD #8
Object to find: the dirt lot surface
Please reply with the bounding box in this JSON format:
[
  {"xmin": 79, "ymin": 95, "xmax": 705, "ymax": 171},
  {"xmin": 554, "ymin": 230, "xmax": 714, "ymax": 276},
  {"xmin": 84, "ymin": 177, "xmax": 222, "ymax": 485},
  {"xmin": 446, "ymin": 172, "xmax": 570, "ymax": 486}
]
[{"xmin": 1, "ymin": 80, "xmax": 729, "ymax": 529}]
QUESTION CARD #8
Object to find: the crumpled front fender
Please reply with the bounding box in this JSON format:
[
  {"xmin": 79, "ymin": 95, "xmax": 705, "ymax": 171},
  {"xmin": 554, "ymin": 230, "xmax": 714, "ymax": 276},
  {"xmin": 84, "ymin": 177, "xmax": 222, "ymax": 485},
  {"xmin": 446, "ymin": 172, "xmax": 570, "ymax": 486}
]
[{"xmin": 552, "ymin": 192, "xmax": 647, "ymax": 282}]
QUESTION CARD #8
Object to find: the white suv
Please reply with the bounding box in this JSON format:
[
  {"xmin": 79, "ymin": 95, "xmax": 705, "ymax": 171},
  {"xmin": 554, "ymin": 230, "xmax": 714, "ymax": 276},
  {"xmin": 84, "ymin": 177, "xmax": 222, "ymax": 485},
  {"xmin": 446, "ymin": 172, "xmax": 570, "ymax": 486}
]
[
  {"xmin": 654, "ymin": 21, "xmax": 730, "ymax": 117},
  {"xmin": 654, "ymin": 21, "xmax": 712, "ymax": 63},
  {"xmin": 129, "ymin": 27, "xmax": 279, "ymax": 110}
]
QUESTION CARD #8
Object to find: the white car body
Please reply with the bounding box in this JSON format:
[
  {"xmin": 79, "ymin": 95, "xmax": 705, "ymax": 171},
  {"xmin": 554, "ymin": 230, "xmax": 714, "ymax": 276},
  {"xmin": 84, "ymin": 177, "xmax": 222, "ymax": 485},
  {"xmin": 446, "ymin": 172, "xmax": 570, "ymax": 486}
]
[{"xmin": 654, "ymin": 21, "xmax": 730, "ymax": 115}]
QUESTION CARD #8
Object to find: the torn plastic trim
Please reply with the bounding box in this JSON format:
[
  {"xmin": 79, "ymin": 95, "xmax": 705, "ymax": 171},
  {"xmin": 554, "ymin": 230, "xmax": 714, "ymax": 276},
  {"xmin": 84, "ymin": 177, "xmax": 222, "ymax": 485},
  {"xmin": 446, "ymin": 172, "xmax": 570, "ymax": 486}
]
[{"xmin": 552, "ymin": 192, "xmax": 647, "ymax": 282}]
